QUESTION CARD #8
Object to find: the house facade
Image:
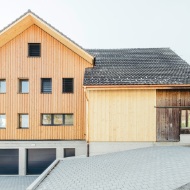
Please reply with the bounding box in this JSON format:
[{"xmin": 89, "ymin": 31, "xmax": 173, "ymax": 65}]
[{"xmin": 1, "ymin": 11, "xmax": 190, "ymax": 175}]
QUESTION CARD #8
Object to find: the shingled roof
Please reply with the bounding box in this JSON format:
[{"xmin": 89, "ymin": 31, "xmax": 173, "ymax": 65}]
[{"xmin": 84, "ymin": 48, "xmax": 190, "ymax": 85}]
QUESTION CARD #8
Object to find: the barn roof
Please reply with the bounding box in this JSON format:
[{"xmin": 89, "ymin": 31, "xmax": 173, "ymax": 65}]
[{"xmin": 84, "ymin": 48, "xmax": 190, "ymax": 86}]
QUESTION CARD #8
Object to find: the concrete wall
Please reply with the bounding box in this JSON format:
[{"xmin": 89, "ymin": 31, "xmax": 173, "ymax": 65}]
[{"xmin": 0, "ymin": 141, "xmax": 86, "ymax": 175}]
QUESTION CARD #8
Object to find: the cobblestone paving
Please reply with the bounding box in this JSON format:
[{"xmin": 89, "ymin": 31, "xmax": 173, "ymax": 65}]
[
  {"xmin": 36, "ymin": 146, "xmax": 190, "ymax": 190},
  {"xmin": 0, "ymin": 176, "xmax": 37, "ymax": 190}
]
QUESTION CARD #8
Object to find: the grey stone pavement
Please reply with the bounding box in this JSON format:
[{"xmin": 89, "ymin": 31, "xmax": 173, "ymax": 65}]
[
  {"xmin": 0, "ymin": 176, "xmax": 37, "ymax": 190},
  {"xmin": 35, "ymin": 146, "xmax": 190, "ymax": 190}
]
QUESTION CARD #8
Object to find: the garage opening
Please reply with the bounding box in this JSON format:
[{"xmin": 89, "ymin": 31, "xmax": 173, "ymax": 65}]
[
  {"xmin": 0, "ymin": 149, "xmax": 19, "ymax": 175},
  {"xmin": 27, "ymin": 148, "xmax": 56, "ymax": 175}
]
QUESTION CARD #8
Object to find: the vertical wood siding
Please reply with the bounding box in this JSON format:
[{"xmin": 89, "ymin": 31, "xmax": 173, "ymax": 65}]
[
  {"xmin": 87, "ymin": 89, "xmax": 156, "ymax": 142},
  {"xmin": 0, "ymin": 25, "xmax": 92, "ymax": 140}
]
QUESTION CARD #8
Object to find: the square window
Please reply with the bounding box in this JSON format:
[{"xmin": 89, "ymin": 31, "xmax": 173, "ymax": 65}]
[
  {"xmin": 28, "ymin": 43, "xmax": 41, "ymax": 57},
  {"xmin": 64, "ymin": 148, "xmax": 75, "ymax": 158},
  {"xmin": 53, "ymin": 115, "xmax": 63, "ymax": 125},
  {"xmin": 41, "ymin": 78, "xmax": 52, "ymax": 93},
  {"xmin": 42, "ymin": 114, "xmax": 52, "ymax": 125},
  {"xmin": 19, "ymin": 114, "xmax": 29, "ymax": 128},
  {"xmin": 64, "ymin": 114, "xmax": 73, "ymax": 125},
  {"xmin": 0, "ymin": 80, "xmax": 6, "ymax": 93},
  {"xmin": 19, "ymin": 79, "xmax": 29, "ymax": 93},
  {"xmin": 63, "ymin": 78, "xmax": 73, "ymax": 93},
  {"xmin": 0, "ymin": 114, "xmax": 6, "ymax": 128}
]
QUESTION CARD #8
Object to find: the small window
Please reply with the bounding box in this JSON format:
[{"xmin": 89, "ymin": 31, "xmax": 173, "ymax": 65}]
[
  {"xmin": 28, "ymin": 43, "xmax": 41, "ymax": 57},
  {"xmin": 42, "ymin": 114, "xmax": 73, "ymax": 126},
  {"xmin": 181, "ymin": 110, "xmax": 190, "ymax": 128},
  {"xmin": 0, "ymin": 114, "xmax": 6, "ymax": 128},
  {"xmin": 41, "ymin": 78, "xmax": 52, "ymax": 93},
  {"xmin": 64, "ymin": 148, "xmax": 75, "ymax": 158},
  {"xmin": 0, "ymin": 80, "xmax": 6, "ymax": 93},
  {"xmin": 19, "ymin": 79, "xmax": 29, "ymax": 93},
  {"xmin": 19, "ymin": 114, "xmax": 29, "ymax": 128},
  {"xmin": 63, "ymin": 78, "xmax": 73, "ymax": 93}
]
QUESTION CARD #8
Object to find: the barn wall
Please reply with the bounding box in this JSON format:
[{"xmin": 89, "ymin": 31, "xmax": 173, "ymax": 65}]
[{"xmin": 87, "ymin": 89, "xmax": 156, "ymax": 142}]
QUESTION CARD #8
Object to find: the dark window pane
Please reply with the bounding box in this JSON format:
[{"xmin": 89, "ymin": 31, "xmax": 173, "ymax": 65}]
[
  {"xmin": 64, "ymin": 114, "xmax": 73, "ymax": 125},
  {"xmin": 53, "ymin": 115, "xmax": 63, "ymax": 125},
  {"xmin": 42, "ymin": 115, "xmax": 52, "ymax": 125},
  {"xmin": 63, "ymin": 78, "xmax": 73, "ymax": 93},
  {"xmin": 20, "ymin": 80, "xmax": 29, "ymax": 93},
  {"xmin": 28, "ymin": 43, "xmax": 41, "ymax": 57},
  {"xmin": 0, "ymin": 80, "xmax": 6, "ymax": 93},
  {"xmin": 19, "ymin": 114, "xmax": 29, "ymax": 128},
  {"xmin": 41, "ymin": 78, "xmax": 52, "ymax": 93},
  {"xmin": 64, "ymin": 148, "xmax": 75, "ymax": 158},
  {"xmin": 0, "ymin": 115, "xmax": 6, "ymax": 128}
]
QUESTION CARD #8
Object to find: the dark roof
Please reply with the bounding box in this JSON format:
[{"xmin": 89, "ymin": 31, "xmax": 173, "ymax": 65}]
[{"xmin": 84, "ymin": 48, "xmax": 190, "ymax": 85}]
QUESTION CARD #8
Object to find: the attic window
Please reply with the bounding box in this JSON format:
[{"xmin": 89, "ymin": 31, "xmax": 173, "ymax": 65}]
[
  {"xmin": 28, "ymin": 43, "xmax": 41, "ymax": 57},
  {"xmin": 62, "ymin": 78, "xmax": 74, "ymax": 93}
]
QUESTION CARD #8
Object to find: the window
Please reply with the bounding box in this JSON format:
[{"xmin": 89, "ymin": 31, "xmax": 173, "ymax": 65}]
[
  {"xmin": 28, "ymin": 43, "xmax": 41, "ymax": 57},
  {"xmin": 0, "ymin": 114, "xmax": 6, "ymax": 128},
  {"xmin": 19, "ymin": 79, "xmax": 29, "ymax": 93},
  {"xmin": 41, "ymin": 78, "xmax": 52, "ymax": 93},
  {"xmin": 64, "ymin": 148, "xmax": 75, "ymax": 158},
  {"xmin": 42, "ymin": 114, "xmax": 73, "ymax": 126},
  {"xmin": 181, "ymin": 110, "xmax": 190, "ymax": 128},
  {"xmin": 63, "ymin": 78, "xmax": 73, "ymax": 93},
  {"xmin": 0, "ymin": 80, "xmax": 6, "ymax": 93},
  {"xmin": 19, "ymin": 114, "xmax": 29, "ymax": 128}
]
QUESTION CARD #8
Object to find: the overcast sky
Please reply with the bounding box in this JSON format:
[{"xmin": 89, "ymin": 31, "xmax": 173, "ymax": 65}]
[{"xmin": 0, "ymin": 0, "xmax": 190, "ymax": 62}]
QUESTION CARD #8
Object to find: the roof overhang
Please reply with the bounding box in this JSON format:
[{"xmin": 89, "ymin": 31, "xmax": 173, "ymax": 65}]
[
  {"xmin": 0, "ymin": 10, "xmax": 94, "ymax": 64},
  {"xmin": 84, "ymin": 84, "xmax": 190, "ymax": 90}
]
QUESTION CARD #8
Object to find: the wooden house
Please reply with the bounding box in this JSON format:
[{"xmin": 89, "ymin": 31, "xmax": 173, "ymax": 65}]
[{"xmin": 0, "ymin": 10, "xmax": 190, "ymax": 175}]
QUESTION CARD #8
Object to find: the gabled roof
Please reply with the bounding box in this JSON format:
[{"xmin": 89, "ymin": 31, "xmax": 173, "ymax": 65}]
[
  {"xmin": 0, "ymin": 10, "xmax": 94, "ymax": 64},
  {"xmin": 84, "ymin": 48, "xmax": 190, "ymax": 86}
]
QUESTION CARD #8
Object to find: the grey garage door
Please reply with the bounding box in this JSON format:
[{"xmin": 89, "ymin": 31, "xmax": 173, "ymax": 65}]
[
  {"xmin": 0, "ymin": 149, "xmax": 19, "ymax": 175},
  {"xmin": 27, "ymin": 149, "xmax": 56, "ymax": 175}
]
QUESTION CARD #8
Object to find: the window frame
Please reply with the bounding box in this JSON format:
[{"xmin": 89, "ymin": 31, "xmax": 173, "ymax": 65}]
[
  {"xmin": 19, "ymin": 114, "xmax": 29, "ymax": 129},
  {"xmin": 62, "ymin": 78, "xmax": 74, "ymax": 93},
  {"xmin": 19, "ymin": 79, "xmax": 29, "ymax": 94},
  {"xmin": 0, "ymin": 114, "xmax": 6, "ymax": 129},
  {"xmin": 28, "ymin": 43, "xmax": 41, "ymax": 57},
  {"xmin": 41, "ymin": 114, "xmax": 74, "ymax": 126},
  {"xmin": 41, "ymin": 78, "xmax": 52, "ymax": 94},
  {"xmin": 0, "ymin": 79, "xmax": 6, "ymax": 94}
]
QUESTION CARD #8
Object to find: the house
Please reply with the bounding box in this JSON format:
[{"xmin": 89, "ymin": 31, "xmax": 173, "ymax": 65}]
[{"xmin": 1, "ymin": 10, "xmax": 190, "ymax": 176}]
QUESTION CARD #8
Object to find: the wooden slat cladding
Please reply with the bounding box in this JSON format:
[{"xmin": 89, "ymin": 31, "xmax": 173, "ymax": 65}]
[
  {"xmin": 156, "ymin": 90, "xmax": 190, "ymax": 142},
  {"xmin": 87, "ymin": 89, "xmax": 156, "ymax": 142},
  {"xmin": 0, "ymin": 24, "xmax": 92, "ymax": 140}
]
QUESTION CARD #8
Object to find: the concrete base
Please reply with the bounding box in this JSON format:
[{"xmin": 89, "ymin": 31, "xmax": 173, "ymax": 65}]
[
  {"xmin": 180, "ymin": 134, "xmax": 190, "ymax": 143},
  {"xmin": 0, "ymin": 140, "xmax": 86, "ymax": 175}
]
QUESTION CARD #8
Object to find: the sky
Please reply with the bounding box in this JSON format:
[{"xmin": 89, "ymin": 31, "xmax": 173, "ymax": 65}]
[{"xmin": 0, "ymin": 0, "xmax": 190, "ymax": 62}]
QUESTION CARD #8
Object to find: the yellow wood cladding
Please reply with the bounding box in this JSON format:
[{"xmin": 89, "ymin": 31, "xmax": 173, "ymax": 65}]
[
  {"xmin": 0, "ymin": 24, "xmax": 92, "ymax": 140},
  {"xmin": 87, "ymin": 89, "xmax": 156, "ymax": 142}
]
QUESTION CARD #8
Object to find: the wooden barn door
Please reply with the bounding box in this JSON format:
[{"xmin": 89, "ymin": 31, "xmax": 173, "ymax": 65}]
[{"xmin": 156, "ymin": 108, "xmax": 180, "ymax": 142}]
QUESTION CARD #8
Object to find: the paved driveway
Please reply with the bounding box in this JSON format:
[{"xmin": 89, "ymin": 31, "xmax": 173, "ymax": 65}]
[
  {"xmin": 35, "ymin": 146, "xmax": 190, "ymax": 190},
  {"xmin": 0, "ymin": 176, "xmax": 37, "ymax": 190}
]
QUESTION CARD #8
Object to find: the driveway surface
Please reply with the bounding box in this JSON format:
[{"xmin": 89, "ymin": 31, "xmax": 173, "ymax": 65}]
[
  {"xmin": 35, "ymin": 146, "xmax": 190, "ymax": 190},
  {"xmin": 0, "ymin": 176, "xmax": 37, "ymax": 190}
]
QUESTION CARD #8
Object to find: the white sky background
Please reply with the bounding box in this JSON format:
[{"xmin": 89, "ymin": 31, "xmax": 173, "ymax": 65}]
[{"xmin": 0, "ymin": 0, "xmax": 190, "ymax": 62}]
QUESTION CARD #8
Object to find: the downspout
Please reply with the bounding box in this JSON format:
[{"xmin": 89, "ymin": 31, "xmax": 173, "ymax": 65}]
[{"xmin": 84, "ymin": 87, "xmax": 90, "ymax": 157}]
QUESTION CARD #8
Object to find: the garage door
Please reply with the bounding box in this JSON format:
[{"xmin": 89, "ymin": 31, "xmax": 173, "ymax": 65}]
[
  {"xmin": 27, "ymin": 149, "xmax": 56, "ymax": 175},
  {"xmin": 0, "ymin": 149, "xmax": 19, "ymax": 175}
]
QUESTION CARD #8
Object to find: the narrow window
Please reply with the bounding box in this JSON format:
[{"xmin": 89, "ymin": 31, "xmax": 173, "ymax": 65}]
[
  {"xmin": 64, "ymin": 114, "xmax": 74, "ymax": 125},
  {"xmin": 181, "ymin": 110, "xmax": 190, "ymax": 128},
  {"xmin": 64, "ymin": 148, "xmax": 75, "ymax": 158},
  {"xmin": 19, "ymin": 114, "xmax": 29, "ymax": 128},
  {"xmin": 0, "ymin": 114, "xmax": 6, "ymax": 128},
  {"xmin": 41, "ymin": 78, "xmax": 52, "ymax": 93},
  {"xmin": 63, "ymin": 78, "xmax": 73, "ymax": 93},
  {"xmin": 0, "ymin": 80, "xmax": 6, "ymax": 93},
  {"xmin": 19, "ymin": 79, "xmax": 29, "ymax": 93},
  {"xmin": 28, "ymin": 43, "xmax": 41, "ymax": 57}
]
